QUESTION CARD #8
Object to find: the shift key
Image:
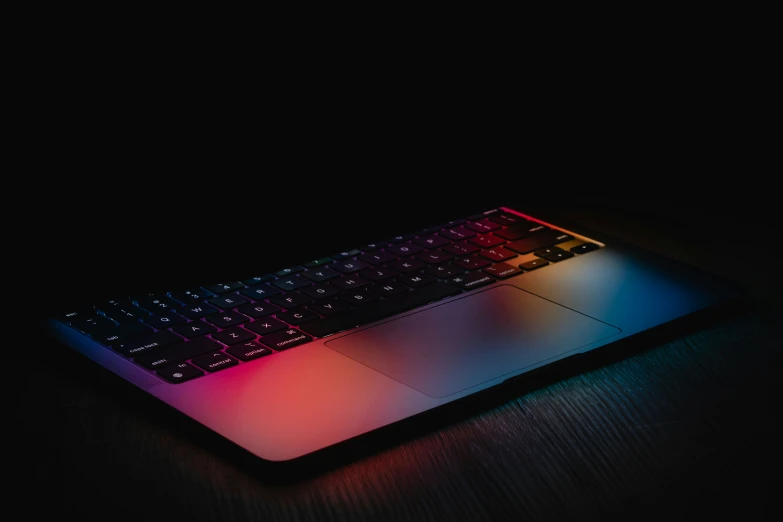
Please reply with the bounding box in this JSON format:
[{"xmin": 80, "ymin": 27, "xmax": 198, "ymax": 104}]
[{"xmin": 134, "ymin": 337, "xmax": 223, "ymax": 369}]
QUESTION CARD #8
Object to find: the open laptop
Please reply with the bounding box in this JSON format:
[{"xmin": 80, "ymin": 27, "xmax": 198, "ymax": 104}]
[{"xmin": 45, "ymin": 205, "xmax": 736, "ymax": 462}]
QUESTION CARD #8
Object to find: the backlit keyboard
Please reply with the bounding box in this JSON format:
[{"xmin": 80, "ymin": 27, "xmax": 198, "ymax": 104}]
[{"xmin": 57, "ymin": 209, "xmax": 601, "ymax": 384}]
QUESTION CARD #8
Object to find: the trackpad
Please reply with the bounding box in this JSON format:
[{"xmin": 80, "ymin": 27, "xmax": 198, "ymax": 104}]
[{"xmin": 325, "ymin": 285, "xmax": 621, "ymax": 398}]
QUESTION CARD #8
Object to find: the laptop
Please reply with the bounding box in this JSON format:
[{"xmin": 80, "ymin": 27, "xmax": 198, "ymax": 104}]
[{"xmin": 44, "ymin": 204, "xmax": 737, "ymax": 462}]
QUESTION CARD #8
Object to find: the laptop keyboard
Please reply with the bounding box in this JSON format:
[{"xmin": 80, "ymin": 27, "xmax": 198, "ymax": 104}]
[{"xmin": 56, "ymin": 209, "xmax": 601, "ymax": 384}]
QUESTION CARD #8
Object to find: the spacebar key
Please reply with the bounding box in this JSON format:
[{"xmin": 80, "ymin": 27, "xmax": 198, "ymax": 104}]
[{"xmin": 300, "ymin": 282, "xmax": 462, "ymax": 338}]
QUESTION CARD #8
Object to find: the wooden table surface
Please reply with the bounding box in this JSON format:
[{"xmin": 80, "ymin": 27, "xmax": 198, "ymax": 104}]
[{"xmin": 16, "ymin": 202, "xmax": 779, "ymax": 521}]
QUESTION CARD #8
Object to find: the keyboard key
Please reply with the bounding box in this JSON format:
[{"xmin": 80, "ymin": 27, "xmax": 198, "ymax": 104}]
[
  {"xmin": 361, "ymin": 243, "xmax": 383, "ymax": 252},
  {"xmin": 489, "ymin": 212, "xmax": 524, "ymax": 226},
  {"xmin": 172, "ymin": 321, "xmax": 217, "ymax": 339},
  {"xmin": 236, "ymin": 301, "xmax": 282, "ymax": 318},
  {"xmin": 142, "ymin": 312, "xmax": 187, "ymax": 330},
  {"xmin": 93, "ymin": 321, "xmax": 152, "ymax": 345},
  {"xmin": 533, "ymin": 246, "xmax": 563, "ymax": 257},
  {"xmin": 370, "ymin": 282, "xmax": 409, "ymax": 297},
  {"xmin": 242, "ymin": 275, "xmax": 274, "ymax": 286},
  {"xmin": 468, "ymin": 234, "xmax": 506, "ymax": 248},
  {"xmin": 441, "ymin": 218, "xmax": 466, "ymax": 228},
  {"xmin": 70, "ymin": 314, "xmax": 117, "ymax": 334},
  {"xmin": 100, "ymin": 301, "xmax": 149, "ymax": 323},
  {"xmin": 134, "ymin": 336, "xmax": 222, "ymax": 369},
  {"xmin": 413, "ymin": 235, "xmax": 451, "ymax": 249},
  {"xmin": 114, "ymin": 330, "xmax": 184, "ymax": 357},
  {"xmin": 268, "ymin": 293, "xmax": 312, "ymax": 308},
  {"xmin": 483, "ymin": 262, "xmax": 522, "ymax": 279},
  {"xmin": 357, "ymin": 251, "xmax": 397, "ymax": 266},
  {"xmin": 303, "ymin": 257, "xmax": 334, "ymax": 268},
  {"xmin": 307, "ymin": 299, "xmax": 348, "ymax": 315},
  {"xmin": 388, "ymin": 259, "xmax": 427, "ymax": 273},
  {"xmin": 211, "ymin": 326, "xmax": 256, "ymax": 345},
  {"xmin": 453, "ymin": 255, "xmax": 491, "ymax": 270},
  {"xmin": 332, "ymin": 249, "xmax": 362, "ymax": 259},
  {"xmin": 506, "ymin": 231, "xmax": 574, "ymax": 254},
  {"xmin": 520, "ymin": 258, "xmax": 549, "ymax": 270},
  {"xmin": 468, "ymin": 209, "xmax": 499, "ymax": 220},
  {"xmin": 272, "ymin": 276, "xmax": 311, "ymax": 291},
  {"xmin": 527, "ymin": 224, "xmax": 549, "ymax": 235},
  {"xmin": 239, "ymin": 283, "xmax": 281, "ymax": 300},
  {"xmin": 276, "ymin": 308, "xmax": 319, "ymax": 325},
  {"xmin": 385, "ymin": 234, "xmax": 415, "ymax": 243},
  {"xmin": 359, "ymin": 267, "xmax": 398, "ymax": 281},
  {"xmin": 275, "ymin": 266, "xmax": 304, "ymax": 276},
  {"xmin": 330, "ymin": 259, "xmax": 369, "ymax": 273},
  {"xmin": 204, "ymin": 282, "xmax": 245, "ymax": 294},
  {"xmin": 443, "ymin": 241, "xmax": 481, "ymax": 256},
  {"xmin": 571, "ymin": 242, "xmax": 600, "ymax": 254},
  {"xmin": 341, "ymin": 290, "xmax": 380, "ymax": 306},
  {"xmin": 170, "ymin": 288, "xmax": 215, "ymax": 304},
  {"xmin": 259, "ymin": 329, "xmax": 313, "ymax": 351},
  {"xmin": 205, "ymin": 310, "xmax": 249, "ymax": 328},
  {"xmin": 424, "ymin": 263, "xmax": 464, "ymax": 278},
  {"xmin": 478, "ymin": 246, "xmax": 517, "ymax": 262},
  {"xmin": 418, "ymin": 226, "xmax": 443, "ymax": 235},
  {"xmin": 192, "ymin": 352, "xmax": 238, "ymax": 372},
  {"xmin": 299, "ymin": 282, "xmax": 461, "ymax": 338},
  {"xmin": 439, "ymin": 226, "xmax": 476, "ymax": 241},
  {"xmin": 385, "ymin": 243, "xmax": 423, "ymax": 257},
  {"xmin": 225, "ymin": 341, "xmax": 273, "ymax": 361},
  {"xmin": 300, "ymin": 283, "xmax": 340, "ymax": 300},
  {"xmin": 136, "ymin": 295, "xmax": 180, "ymax": 313},
  {"xmin": 179, "ymin": 302, "xmax": 220, "ymax": 319},
  {"xmin": 543, "ymin": 251, "xmax": 575, "ymax": 262},
  {"xmin": 494, "ymin": 222, "xmax": 542, "ymax": 241},
  {"xmin": 415, "ymin": 250, "xmax": 454, "ymax": 264},
  {"xmin": 332, "ymin": 276, "xmax": 370, "ymax": 290},
  {"xmin": 58, "ymin": 307, "xmax": 96, "ymax": 323},
  {"xmin": 208, "ymin": 294, "xmax": 250, "ymax": 309},
  {"xmin": 465, "ymin": 218, "xmax": 501, "ymax": 233},
  {"xmin": 398, "ymin": 273, "xmax": 437, "ymax": 288},
  {"xmin": 245, "ymin": 317, "xmax": 289, "ymax": 335},
  {"xmin": 157, "ymin": 362, "xmax": 204, "ymax": 384},
  {"xmin": 451, "ymin": 271, "xmax": 495, "ymax": 290},
  {"xmin": 300, "ymin": 267, "xmax": 340, "ymax": 282}
]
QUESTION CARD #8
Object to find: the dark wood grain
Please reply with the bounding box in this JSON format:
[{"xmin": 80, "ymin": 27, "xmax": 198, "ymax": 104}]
[{"xmin": 16, "ymin": 202, "xmax": 779, "ymax": 522}]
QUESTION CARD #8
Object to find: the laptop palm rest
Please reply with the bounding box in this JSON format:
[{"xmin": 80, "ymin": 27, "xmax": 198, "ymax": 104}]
[{"xmin": 325, "ymin": 284, "xmax": 621, "ymax": 398}]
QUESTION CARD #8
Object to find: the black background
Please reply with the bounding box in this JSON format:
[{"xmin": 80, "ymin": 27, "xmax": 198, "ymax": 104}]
[
  {"xmin": 14, "ymin": 78, "xmax": 781, "ymax": 521},
  {"xmin": 26, "ymin": 63, "xmax": 775, "ymax": 313}
]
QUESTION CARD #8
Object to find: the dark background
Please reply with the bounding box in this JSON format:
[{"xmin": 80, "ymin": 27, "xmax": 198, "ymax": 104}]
[
  {"xmin": 14, "ymin": 72, "xmax": 780, "ymax": 520},
  {"xmin": 18, "ymin": 184, "xmax": 781, "ymax": 521}
]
